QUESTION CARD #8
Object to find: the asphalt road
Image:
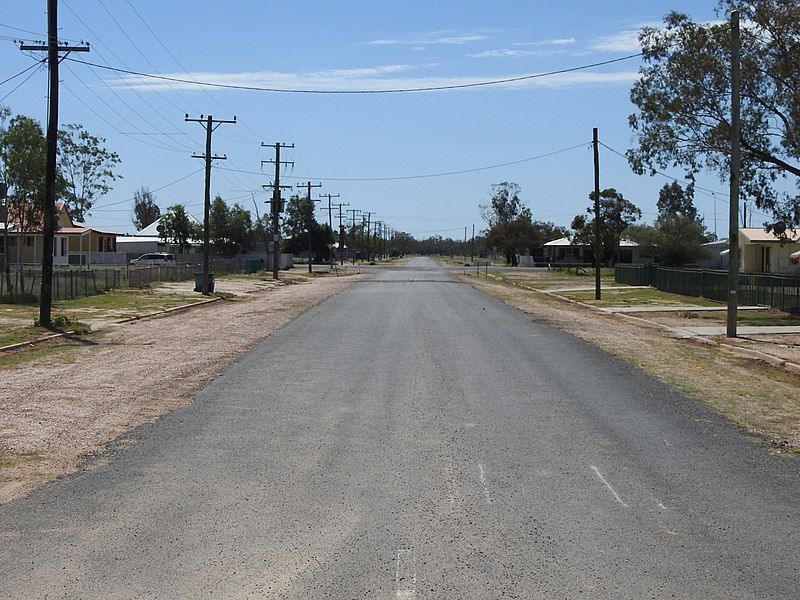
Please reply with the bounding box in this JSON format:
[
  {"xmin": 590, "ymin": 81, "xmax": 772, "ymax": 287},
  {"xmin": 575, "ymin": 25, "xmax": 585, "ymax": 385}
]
[{"xmin": 1, "ymin": 257, "xmax": 798, "ymax": 599}]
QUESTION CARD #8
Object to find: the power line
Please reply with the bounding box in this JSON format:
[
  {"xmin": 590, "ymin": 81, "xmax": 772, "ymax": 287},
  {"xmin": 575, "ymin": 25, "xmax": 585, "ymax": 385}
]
[
  {"xmin": 64, "ymin": 53, "xmax": 643, "ymax": 94},
  {"xmin": 0, "ymin": 60, "xmax": 45, "ymax": 87},
  {"xmin": 91, "ymin": 167, "xmax": 204, "ymax": 210},
  {"xmin": 218, "ymin": 142, "xmax": 589, "ymax": 182},
  {"xmin": 120, "ymin": 0, "xmax": 261, "ymax": 145},
  {"xmin": 0, "ymin": 60, "xmax": 45, "ymax": 103}
]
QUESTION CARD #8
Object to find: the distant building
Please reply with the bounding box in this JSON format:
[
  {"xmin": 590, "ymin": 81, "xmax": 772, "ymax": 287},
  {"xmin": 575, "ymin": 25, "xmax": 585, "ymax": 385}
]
[
  {"xmin": 0, "ymin": 202, "xmax": 124, "ymax": 266},
  {"xmin": 543, "ymin": 235, "xmax": 653, "ymax": 265},
  {"xmin": 116, "ymin": 215, "xmax": 202, "ymax": 258},
  {"xmin": 698, "ymin": 239, "xmax": 729, "ymax": 269},
  {"xmin": 738, "ymin": 228, "xmax": 800, "ymax": 274}
]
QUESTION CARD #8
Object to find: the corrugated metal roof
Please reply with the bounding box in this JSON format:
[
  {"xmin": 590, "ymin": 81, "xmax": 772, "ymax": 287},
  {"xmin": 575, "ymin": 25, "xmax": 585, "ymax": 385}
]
[{"xmin": 740, "ymin": 228, "xmax": 800, "ymax": 243}]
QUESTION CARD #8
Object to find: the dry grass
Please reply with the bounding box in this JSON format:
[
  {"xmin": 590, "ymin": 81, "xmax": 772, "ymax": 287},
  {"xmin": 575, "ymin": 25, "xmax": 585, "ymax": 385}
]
[{"xmin": 464, "ymin": 274, "xmax": 800, "ymax": 453}]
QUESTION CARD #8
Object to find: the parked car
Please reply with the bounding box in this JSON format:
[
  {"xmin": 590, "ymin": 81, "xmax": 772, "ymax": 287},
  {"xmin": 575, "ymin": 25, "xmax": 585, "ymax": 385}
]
[{"xmin": 129, "ymin": 253, "xmax": 176, "ymax": 266}]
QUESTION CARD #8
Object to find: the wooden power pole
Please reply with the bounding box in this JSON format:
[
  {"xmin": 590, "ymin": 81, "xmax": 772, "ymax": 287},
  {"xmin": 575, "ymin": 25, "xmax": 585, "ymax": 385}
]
[
  {"xmin": 727, "ymin": 10, "xmax": 742, "ymax": 338},
  {"xmin": 320, "ymin": 193, "xmax": 340, "ymax": 267},
  {"xmin": 20, "ymin": 0, "xmax": 89, "ymax": 328},
  {"xmin": 261, "ymin": 142, "xmax": 294, "ymax": 280},
  {"xmin": 593, "ymin": 127, "xmax": 602, "ymax": 301},
  {"xmin": 185, "ymin": 114, "xmax": 236, "ymax": 294},
  {"xmin": 299, "ymin": 181, "xmax": 322, "ymax": 273}
]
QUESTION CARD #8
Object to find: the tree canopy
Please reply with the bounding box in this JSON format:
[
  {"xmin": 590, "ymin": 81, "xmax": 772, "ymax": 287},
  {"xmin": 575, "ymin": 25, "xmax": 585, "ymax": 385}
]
[
  {"xmin": 131, "ymin": 187, "xmax": 160, "ymax": 231},
  {"xmin": 571, "ymin": 188, "xmax": 641, "ymax": 265},
  {"xmin": 57, "ymin": 123, "xmax": 121, "ymax": 222},
  {"xmin": 628, "ymin": 1, "xmax": 800, "ymax": 229},
  {"xmin": 158, "ymin": 204, "xmax": 198, "ymax": 252}
]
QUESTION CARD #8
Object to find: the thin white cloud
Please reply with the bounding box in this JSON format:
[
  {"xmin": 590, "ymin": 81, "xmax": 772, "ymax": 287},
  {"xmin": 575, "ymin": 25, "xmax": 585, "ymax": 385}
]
[
  {"xmin": 590, "ymin": 20, "xmax": 727, "ymax": 53},
  {"xmin": 470, "ymin": 48, "xmax": 566, "ymax": 58},
  {"xmin": 513, "ymin": 37, "xmax": 576, "ymax": 47},
  {"xmin": 113, "ymin": 66, "xmax": 639, "ymax": 93},
  {"xmin": 590, "ymin": 30, "xmax": 642, "ymax": 52},
  {"xmin": 411, "ymin": 46, "xmax": 426, "ymax": 52},
  {"xmin": 365, "ymin": 31, "xmax": 490, "ymax": 46}
]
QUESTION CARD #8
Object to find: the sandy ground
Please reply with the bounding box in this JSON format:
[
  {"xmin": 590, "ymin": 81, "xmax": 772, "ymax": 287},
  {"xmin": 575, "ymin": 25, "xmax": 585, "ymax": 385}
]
[
  {"xmin": 0, "ymin": 274, "xmax": 358, "ymax": 504},
  {"xmin": 464, "ymin": 274, "xmax": 800, "ymax": 452}
]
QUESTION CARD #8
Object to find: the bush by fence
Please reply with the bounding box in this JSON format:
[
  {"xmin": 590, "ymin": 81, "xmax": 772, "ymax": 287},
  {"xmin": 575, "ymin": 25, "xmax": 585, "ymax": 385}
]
[
  {"xmin": 615, "ymin": 264, "xmax": 800, "ymax": 310},
  {"xmin": 0, "ymin": 258, "xmax": 249, "ymax": 302}
]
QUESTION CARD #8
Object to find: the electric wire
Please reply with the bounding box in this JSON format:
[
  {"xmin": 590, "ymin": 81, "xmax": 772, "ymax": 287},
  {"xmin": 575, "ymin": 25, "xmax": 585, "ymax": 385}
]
[
  {"xmin": 0, "ymin": 60, "xmax": 44, "ymax": 87},
  {"xmin": 0, "ymin": 60, "xmax": 45, "ymax": 103},
  {"xmin": 597, "ymin": 140, "xmax": 775, "ymax": 220},
  {"xmin": 64, "ymin": 53, "xmax": 643, "ymax": 94},
  {"xmin": 91, "ymin": 167, "xmax": 205, "ymax": 210},
  {"xmin": 217, "ymin": 142, "xmax": 588, "ymax": 182}
]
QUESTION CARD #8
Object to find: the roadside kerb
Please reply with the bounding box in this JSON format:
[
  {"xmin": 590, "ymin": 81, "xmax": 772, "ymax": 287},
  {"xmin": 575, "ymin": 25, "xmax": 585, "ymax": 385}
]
[{"xmin": 476, "ymin": 272, "xmax": 800, "ymax": 378}]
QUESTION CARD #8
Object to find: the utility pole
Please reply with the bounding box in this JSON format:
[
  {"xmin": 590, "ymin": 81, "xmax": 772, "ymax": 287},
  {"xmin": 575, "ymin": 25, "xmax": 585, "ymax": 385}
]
[
  {"xmin": 1, "ymin": 182, "xmax": 8, "ymax": 291},
  {"xmin": 20, "ymin": 1, "xmax": 89, "ymax": 328},
  {"xmin": 298, "ymin": 181, "xmax": 322, "ymax": 273},
  {"xmin": 347, "ymin": 208, "xmax": 360, "ymax": 265},
  {"xmin": 333, "ymin": 202, "xmax": 349, "ymax": 265},
  {"xmin": 727, "ymin": 10, "xmax": 742, "ymax": 338},
  {"xmin": 464, "ymin": 226, "xmax": 468, "ymax": 263},
  {"xmin": 592, "ymin": 127, "xmax": 602, "ymax": 301},
  {"xmin": 262, "ymin": 142, "xmax": 294, "ymax": 279},
  {"xmin": 320, "ymin": 193, "xmax": 340, "ymax": 267},
  {"xmin": 471, "ymin": 224, "xmax": 475, "ymax": 263},
  {"xmin": 363, "ymin": 212, "xmax": 374, "ymax": 262},
  {"xmin": 375, "ymin": 221, "xmax": 383, "ymax": 260},
  {"xmin": 185, "ymin": 114, "xmax": 236, "ymax": 294}
]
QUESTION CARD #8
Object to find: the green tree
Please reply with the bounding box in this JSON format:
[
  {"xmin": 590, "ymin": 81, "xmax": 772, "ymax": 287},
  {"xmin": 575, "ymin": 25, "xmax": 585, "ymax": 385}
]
[
  {"xmin": 628, "ymin": 1, "xmax": 800, "ymax": 229},
  {"xmin": 158, "ymin": 204, "xmax": 198, "ymax": 252},
  {"xmin": 227, "ymin": 203, "xmax": 253, "ymax": 254},
  {"xmin": 658, "ymin": 215, "xmax": 710, "ymax": 266},
  {"xmin": 131, "ymin": 187, "xmax": 160, "ymax": 231},
  {"xmin": 57, "ymin": 123, "xmax": 121, "ymax": 222},
  {"xmin": 480, "ymin": 182, "xmax": 533, "ymax": 265},
  {"xmin": 209, "ymin": 194, "xmax": 230, "ymax": 253},
  {"xmin": 657, "ymin": 181, "xmax": 698, "ymax": 222},
  {"xmin": 0, "ymin": 115, "xmax": 49, "ymax": 237},
  {"xmin": 282, "ymin": 194, "xmax": 329, "ymax": 259},
  {"xmin": 571, "ymin": 188, "xmax": 642, "ymax": 265}
]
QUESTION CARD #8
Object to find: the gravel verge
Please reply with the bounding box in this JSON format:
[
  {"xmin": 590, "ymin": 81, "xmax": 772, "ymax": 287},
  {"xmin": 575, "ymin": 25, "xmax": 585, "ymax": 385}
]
[{"xmin": 0, "ymin": 275, "xmax": 358, "ymax": 504}]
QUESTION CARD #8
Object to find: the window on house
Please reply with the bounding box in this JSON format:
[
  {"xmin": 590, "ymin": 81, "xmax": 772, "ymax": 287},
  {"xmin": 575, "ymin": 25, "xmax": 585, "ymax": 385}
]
[{"xmin": 26, "ymin": 236, "xmax": 33, "ymax": 247}]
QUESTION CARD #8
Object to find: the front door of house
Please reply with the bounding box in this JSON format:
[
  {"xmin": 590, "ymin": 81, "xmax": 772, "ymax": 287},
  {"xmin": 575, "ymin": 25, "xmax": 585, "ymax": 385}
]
[
  {"xmin": 760, "ymin": 246, "xmax": 772, "ymax": 272},
  {"xmin": 53, "ymin": 235, "xmax": 68, "ymax": 265}
]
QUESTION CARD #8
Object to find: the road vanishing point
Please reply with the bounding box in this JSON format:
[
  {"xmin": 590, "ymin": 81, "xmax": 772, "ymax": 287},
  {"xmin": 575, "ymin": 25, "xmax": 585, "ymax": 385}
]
[{"xmin": 1, "ymin": 257, "xmax": 798, "ymax": 598}]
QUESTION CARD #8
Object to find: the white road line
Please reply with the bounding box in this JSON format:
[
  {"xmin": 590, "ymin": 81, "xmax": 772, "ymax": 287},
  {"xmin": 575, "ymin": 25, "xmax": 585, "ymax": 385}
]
[
  {"xmin": 477, "ymin": 462, "xmax": 493, "ymax": 505},
  {"xmin": 590, "ymin": 465, "xmax": 628, "ymax": 507},
  {"xmin": 395, "ymin": 548, "xmax": 416, "ymax": 600}
]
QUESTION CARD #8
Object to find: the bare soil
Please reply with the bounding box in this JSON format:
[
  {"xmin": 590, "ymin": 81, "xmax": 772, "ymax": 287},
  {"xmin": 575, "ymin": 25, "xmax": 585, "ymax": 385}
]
[
  {"xmin": 0, "ymin": 275, "xmax": 358, "ymax": 504},
  {"xmin": 464, "ymin": 274, "xmax": 800, "ymax": 454}
]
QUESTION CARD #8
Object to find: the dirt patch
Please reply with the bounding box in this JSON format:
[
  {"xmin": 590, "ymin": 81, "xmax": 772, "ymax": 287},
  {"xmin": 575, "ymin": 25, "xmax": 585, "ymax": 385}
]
[
  {"xmin": 464, "ymin": 274, "xmax": 800, "ymax": 454},
  {"xmin": 0, "ymin": 275, "xmax": 358, "ymax": 504}
]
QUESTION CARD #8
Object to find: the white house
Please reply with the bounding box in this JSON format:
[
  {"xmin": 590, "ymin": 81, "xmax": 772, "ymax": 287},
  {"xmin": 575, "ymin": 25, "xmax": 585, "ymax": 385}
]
[
  {"xmin": 116, "ymin": 215, "xmax": 202, "ymax": 258},
  {"xmin": 543, "ymin": 235, "xmax": 652, "ymax": 265},
  {"xmin": 737, "ymin": 228, "xmax": 800, "ymax": 274}
]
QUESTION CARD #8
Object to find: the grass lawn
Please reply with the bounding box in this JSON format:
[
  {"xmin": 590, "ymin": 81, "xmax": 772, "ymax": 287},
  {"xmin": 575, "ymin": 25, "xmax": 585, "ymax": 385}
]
[
  {"xmin": 691, "ymin": 308, "xmax": 800, "ymax": 327},
  {"xmin": 561, "ymin": 287, "xmax": 722, "ymax": 307},
  {"xmin": 487, "ymin": 269, "xmax": 617, "ymax": 291},
  {"xmin": 0, "ymin": 325, "xmax": 49, "ymax": 347},
  {"xmin": 0, "ymin": 289, "xmax": 198, "ymax": 327}
]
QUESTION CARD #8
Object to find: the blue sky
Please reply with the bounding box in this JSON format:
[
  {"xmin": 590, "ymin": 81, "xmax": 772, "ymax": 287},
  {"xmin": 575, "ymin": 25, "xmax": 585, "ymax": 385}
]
[{"xmin": 1, "ymin": 0, "xmax": 752, "ymax": 238}]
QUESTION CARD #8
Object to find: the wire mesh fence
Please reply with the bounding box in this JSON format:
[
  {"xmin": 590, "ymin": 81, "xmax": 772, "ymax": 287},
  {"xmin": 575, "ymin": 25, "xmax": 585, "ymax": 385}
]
[
  {"xmin": 615, "ymin": 264, "xmax": 800, "ymax": 310},
  {"xmin": 0, "ymin": 259, "xmax": 249, "ymax": 302}
]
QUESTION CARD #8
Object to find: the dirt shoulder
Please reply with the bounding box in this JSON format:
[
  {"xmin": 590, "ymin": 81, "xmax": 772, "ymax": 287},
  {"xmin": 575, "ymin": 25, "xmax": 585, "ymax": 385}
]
[
  {"xmin": 464, "ymin": 274, "xmax": 800, "ymax": 454},
  {"xmin": 0, "ymin": 274, "xmax": 358, "ymax": 504}
]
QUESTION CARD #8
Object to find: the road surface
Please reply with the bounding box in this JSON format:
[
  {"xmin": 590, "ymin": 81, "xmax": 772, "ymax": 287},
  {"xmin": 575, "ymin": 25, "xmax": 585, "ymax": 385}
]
[{"xmin": 1, "ymin": 257, "xmax": 798, "ymax": 598}]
